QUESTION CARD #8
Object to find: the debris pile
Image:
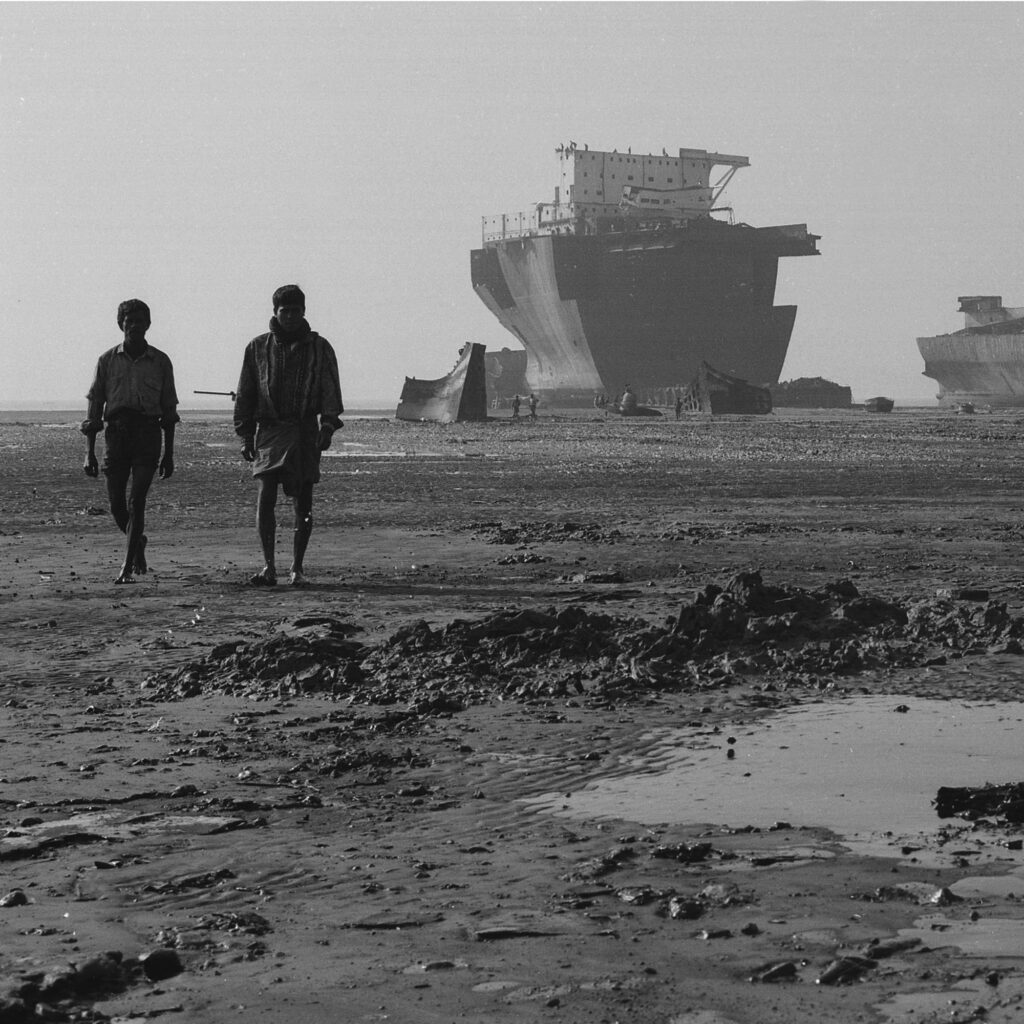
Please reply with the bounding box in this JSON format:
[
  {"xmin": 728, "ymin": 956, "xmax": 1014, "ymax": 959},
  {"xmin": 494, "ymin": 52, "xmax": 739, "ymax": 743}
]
[
  {"xmin": 468, "ymin": 520, "xmax": 625, "ymax": 545},
  {"xmin": 935, "ymin": 783, "xmax": 1024, "ymax": 822},
  {"xmin": 142, "ymin": 572, "xmax": 1024, "ymax": 710}
]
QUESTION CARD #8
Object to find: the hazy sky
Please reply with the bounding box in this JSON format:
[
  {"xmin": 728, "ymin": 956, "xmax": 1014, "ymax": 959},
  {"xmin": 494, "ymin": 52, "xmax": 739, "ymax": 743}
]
[{"xmin": 3, "ymin": 2, "xmax": 1023, "ymax": 407}]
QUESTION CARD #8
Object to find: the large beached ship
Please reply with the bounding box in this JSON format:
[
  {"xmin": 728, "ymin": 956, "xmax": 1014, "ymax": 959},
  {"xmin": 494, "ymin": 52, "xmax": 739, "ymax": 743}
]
[
  {"xmin": 917, "ymin": 296, "xmax": 1024, "ymax": 408},
  {"xmin": 471, "ymin": 143, "xmax": 820, "ymax": 404}
]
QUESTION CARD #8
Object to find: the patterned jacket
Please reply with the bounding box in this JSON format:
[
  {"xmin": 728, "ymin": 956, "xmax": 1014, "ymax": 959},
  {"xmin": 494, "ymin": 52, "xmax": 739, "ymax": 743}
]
[{"xmin": 234, "ymin": 330, "xmax": 343, "ymax": 440}]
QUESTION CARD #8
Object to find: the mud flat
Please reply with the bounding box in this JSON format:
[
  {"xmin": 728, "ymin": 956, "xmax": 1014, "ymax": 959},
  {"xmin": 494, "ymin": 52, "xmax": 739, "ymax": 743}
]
[{"xmin": 4, "ymin": 406, "xmax": 1024, "ymax": 1023}]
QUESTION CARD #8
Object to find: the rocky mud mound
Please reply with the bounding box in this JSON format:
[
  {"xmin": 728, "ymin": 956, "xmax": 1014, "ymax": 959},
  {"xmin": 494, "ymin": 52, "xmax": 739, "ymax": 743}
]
[
  {"xmin": 0, "ymin": 945, "xmax": 182, "ymax": 1023},
  {"xmin": 142, "ymin": 572, "xmax": 1024, "ymax": 708}
]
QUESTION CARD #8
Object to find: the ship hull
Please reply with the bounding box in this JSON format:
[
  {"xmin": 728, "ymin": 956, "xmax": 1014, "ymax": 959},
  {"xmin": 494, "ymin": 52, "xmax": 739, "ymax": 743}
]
[
  {"xmin": 471, "ymin": 220, "xmax": 814, "ymax": 401},
  {"xmin": 917, "ymin": 333, "xmax": 1024, "ymax": 408}
]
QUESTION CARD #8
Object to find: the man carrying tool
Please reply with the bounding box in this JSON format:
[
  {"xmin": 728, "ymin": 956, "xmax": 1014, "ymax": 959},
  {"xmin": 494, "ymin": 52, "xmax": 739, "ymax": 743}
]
[{"xmin": 233, "ymin": 284, "xmax": 343, "ymax": 586}]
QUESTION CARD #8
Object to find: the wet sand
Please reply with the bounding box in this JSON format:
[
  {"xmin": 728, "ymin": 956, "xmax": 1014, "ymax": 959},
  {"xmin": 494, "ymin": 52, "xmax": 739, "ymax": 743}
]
[{"xmin": 3, "ymin": 407, "xmax": 1024, "ymax": 1023}]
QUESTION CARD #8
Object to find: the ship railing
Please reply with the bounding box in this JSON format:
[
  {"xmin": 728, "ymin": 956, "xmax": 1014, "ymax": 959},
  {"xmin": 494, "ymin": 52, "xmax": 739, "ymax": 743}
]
[
  {"xmin": 482, "ymin": 212, "xmax": 535, "ymax": 243},
  {"xmin": 482, "ymin": 210, "xmax": 580, "ymax": 243}
]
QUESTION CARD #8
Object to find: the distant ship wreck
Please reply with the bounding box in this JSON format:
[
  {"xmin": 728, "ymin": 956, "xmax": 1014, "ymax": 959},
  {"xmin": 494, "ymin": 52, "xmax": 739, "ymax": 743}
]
[
  {"xmin": 471, "ymin": 142, "xmax": 820, "ymax": 405},
  {"xmin": 679, "ymin": 362, "xmax": 772, "ymax": 416},
  {"xmin": 396, "ymin": 343, "xmax": 487, "ymax": 423},
  {"xmin": 769, "ymin": 376, "xmax": 852, "ymax": 409},
  {"xmin": 918, "ymin": 296, "xmax": 1024, "ymax": 408}
]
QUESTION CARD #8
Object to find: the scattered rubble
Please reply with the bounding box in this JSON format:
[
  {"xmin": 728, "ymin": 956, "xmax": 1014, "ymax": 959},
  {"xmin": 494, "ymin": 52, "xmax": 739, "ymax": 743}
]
[{"xmin": 855, "ymin": 882, "xmax": 963, "ymax": 906}]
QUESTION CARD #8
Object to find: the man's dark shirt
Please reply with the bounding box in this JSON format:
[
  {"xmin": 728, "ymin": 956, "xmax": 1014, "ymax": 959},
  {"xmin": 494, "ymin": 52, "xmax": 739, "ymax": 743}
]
[{"xmin": 82, "ymin": 343, "xmax": 179, "ymax": 435}]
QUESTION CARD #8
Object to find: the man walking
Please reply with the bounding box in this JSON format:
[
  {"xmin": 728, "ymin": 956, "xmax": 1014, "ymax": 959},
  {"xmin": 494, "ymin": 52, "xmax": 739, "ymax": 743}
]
[
  {"xmin": 82, "ymin": 299, "xmax": 178, "ymax": 584},
  {"xmin": 234, "ymin": 285, "xmax": 343, "ymax": 586}
]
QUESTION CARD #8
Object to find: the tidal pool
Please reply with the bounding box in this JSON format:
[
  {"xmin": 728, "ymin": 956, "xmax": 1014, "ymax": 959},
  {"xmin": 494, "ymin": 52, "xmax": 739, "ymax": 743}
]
[{"xmin": 523, "ymin": 696, "xmax": 1024, "ymax": 842}]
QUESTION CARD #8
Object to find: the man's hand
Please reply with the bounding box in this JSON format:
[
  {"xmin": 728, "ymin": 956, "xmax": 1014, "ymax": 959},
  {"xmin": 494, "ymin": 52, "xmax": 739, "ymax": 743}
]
[
  {"xmin": 83, "ymin": 452, "xmax": 99, "ymax": 478},
  {"xmin": 158, "ymin": 454, "xmax": 174, "ymax": 480},
  {"xmin": 241, "ymin": 439, "xmax": 256, "ymax": 462},
  {"xmin": 317, "ymin": 425, "xmax": 335, "ymax": 452}
]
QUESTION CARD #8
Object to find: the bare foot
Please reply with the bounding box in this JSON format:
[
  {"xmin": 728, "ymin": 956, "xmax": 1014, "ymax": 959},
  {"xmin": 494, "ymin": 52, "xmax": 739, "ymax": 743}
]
[
  {"xmin": 133, "ymin": 535, "xmax": 148, "ymax": 575},
  {"xmin": 249, "ymin": 568, "xmax": 278, "ymax": 586},
  {"xmin": 288, "ymin": 570, "xmax": 309, "ymax": 587}
]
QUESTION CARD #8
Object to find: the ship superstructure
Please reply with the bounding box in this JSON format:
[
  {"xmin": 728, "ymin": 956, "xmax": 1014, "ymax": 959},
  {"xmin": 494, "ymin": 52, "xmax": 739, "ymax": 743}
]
[{"xmin": 471, "ymin": 143, "xmax": 819, "ymax": 404}]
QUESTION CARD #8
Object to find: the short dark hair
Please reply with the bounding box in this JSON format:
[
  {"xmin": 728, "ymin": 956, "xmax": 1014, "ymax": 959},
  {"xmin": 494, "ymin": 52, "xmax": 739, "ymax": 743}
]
[
  {"xmin": 117, "ymin": 299, "xmax": 151, "ymax": 329},
  {"xmin": 272, "ymin": 284, "xmax": 305, "ymax": 309}
]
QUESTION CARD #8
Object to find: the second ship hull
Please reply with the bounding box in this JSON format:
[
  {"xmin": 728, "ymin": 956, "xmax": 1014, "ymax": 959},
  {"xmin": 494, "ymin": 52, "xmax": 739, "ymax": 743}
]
[
  {"xmin": 472, "ymin": 218, "xmax": 815, "ymax": 402},
  {"xmin": 917, "ymin": 331, "xmax": 1024, "ymax": 408}
]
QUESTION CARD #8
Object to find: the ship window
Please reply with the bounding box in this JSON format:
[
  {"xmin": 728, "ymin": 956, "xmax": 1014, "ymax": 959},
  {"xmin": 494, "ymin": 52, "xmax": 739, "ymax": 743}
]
[
  {"xmin": 647, "ymin": 177, "xmax": 654, "ymax": 182},
  {"xmin": 667, "ymin": 178, "xmax": 673, "ymax": 183},
  {"xmin": 627, "ymin": 175, "xmax": 634, "ymax": 181}
]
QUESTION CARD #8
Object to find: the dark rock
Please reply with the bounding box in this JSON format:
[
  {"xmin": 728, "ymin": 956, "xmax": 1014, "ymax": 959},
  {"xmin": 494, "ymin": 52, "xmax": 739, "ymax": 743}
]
[
  {"xmin": 817, "ymin": 955, "xmax": 876, "ymax": 985},
  {"xmin": 39, "ymin": 964, "xmax": 78, "ymax": 1000},
  {"xmin": 864, "ymin": 937, "xmax": 922, "ymax": 959},
  {"xmin": 75, "ymin": 952, "xmax": 128, "ymax": 994},
  {"xmin": 666, "ymin": 898, "xmax": 704, "ymax": 920},
  {"xmin": 140, "ymin": 947, "xmax": 183, "ymax": 981},
  {"xmin": 752, "ymin": 961, "xmax": 797, "ymax": 983}
]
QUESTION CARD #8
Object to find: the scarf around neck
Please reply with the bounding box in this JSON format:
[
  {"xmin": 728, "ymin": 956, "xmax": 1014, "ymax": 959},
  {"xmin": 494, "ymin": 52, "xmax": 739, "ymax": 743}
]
[{"xmin": 270, "ymin": 316, "xmax": 312, "ymax": 341}]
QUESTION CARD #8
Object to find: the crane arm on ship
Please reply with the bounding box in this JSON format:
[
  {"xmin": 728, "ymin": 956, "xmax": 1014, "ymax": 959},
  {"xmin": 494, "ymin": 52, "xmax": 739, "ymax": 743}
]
[{"xmin": 710, "ymin": 165, "xmax": 743, "ymax": 206}]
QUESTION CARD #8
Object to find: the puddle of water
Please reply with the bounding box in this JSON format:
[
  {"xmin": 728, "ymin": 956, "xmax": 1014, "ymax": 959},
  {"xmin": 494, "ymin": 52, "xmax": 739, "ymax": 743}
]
[
  {"xmin": 877, "ymin": 975, "xmax": 1024, "ymax": 1024},
  {"xmin": 952, "ymin": 871, "xmax": 1024, "ymax": 899},
  {"xmin": 522, "ymin": 696, "xmax": 1024, "ymax": 845},
  {"xmin": 899, "ymin": 913, "xmax": 1024, "ymax": 957}
]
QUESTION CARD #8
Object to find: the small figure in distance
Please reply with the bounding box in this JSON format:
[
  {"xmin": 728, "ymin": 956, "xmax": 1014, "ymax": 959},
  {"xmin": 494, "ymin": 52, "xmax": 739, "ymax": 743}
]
[
  {"xmin": 81, "ymin": 299, "xmax": 179, "ymax": 584},
  {"xmin": 511, "ymin": 394, "xmax": 521, "ymax": 420},
  {"xmin": 234, "ymin": 284, "xmax": 344, "ymax": 587},
  {"xmin": 675, "ymin": 393, "xmax": 683, "ymax": 420},
  {"xmin": 528, "ymin": 393, "xmax": 538, "ymax": 420}
]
